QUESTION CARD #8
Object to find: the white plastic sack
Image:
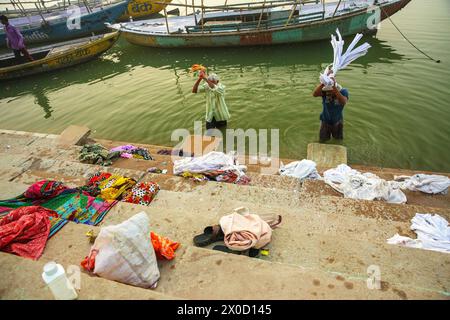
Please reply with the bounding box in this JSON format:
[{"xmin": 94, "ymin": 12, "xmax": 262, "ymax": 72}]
[
  {"xmin": 91, "ymin": 212, "xmax": 160, "ymax": 288},
  {"xmin": 324, "ymin": 164, "xmax": 407, "ymax": 204},
  {"xmin": 394, "ymin": 174, "xmax": 450, "ymax": 194},
  {"xmin": 279, "ymin": 159, "xmax": 321, "ymax": 181},
  {"xmin": 387, "ymin": 213, "xmax": 450, "ymax": 253}
]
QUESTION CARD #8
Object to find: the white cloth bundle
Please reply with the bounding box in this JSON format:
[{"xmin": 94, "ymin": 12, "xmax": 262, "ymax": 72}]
[
  {"xmin": 323, "ymin": 164, "xmax": 407, "ymax": 204},
  {"xmin": 394, "ymin": 174, "xmax": 450, "ymax": 195},
  {"xmin": 173, "ymin": 151, "xmax": 247, "ymax": 177},
  {"xmin": 387, "ymin": 213, "xmax": 450, "ymax": 253},
  {"xmin": 320, "ymin": 28, "xmax": 371, "ymax": 89},
  {"xmin": 279, "ymin": 159, "xmax": 321, "ymax": 181}
]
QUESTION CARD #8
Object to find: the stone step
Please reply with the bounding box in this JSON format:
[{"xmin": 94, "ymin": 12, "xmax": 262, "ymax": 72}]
[
  {"xmin": 6, "ymin": 154, "xmax": 450, "ymax": 231},
  {"xmin": 3, "ymin": 149, "xmax": 449, "ymax": 219},
  {"xmin": 3, "ymin": 129, "xmax": 450, "ymax": 177},
  {"xmin": 301, "ymin": 180, "xmax": 450, "ymax": 210},
  {"xmin": 3, "ymin": 219, "xmax": 444, "ymax": 300},
  {"xmin": 1, "ymin": 176, "xmax": 449, "ymax": 296},
  {"xmin": 2, "ymin": 130, "xmax": 448, "ymax": 209},
  {"xmin": 0, "ymin": 252, "xmax": 178, "ymax": 300}
]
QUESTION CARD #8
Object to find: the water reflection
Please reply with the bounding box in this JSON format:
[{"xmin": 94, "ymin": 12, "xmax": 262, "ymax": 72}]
[
  {"xmin": 33, "ymin": 88, "xmax": 53, "ymax": 119},
  {"xmin": 119, "ymin": 35, "xmax": 405, "ymax": 71},
  {"xmin": 0, "ymin": 34, "xmax": 405, "ymax": 119},
  {"xmin": 1, "ymin": 55, "xmax": 131, "ymax": 118}
]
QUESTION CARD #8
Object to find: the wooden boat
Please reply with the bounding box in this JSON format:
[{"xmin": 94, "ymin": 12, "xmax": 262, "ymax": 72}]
[
  {"xmin": 0, "ymin": 31, "xmax": 120, "ymax": 80},
  {"xmin": 109, "ymin": 0, "xmax": 412, "ymax": 48},
  {"xmin": 1, "ymin": 0, "xmax": 173, "ymax": 23},
  {"xmin": 117, "ymin": 0, "xmax": 173, "ymax": 21},
  {"xmin": 0, "ymin": 0, "xmax": 129, "ymax": 47}
]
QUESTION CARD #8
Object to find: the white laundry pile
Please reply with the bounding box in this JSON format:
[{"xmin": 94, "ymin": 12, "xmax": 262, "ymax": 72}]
[
  {"xmin": 387, "ymin": 213, "xmax": 450, "ymax": 253},
  {"xmin": 323, "ymin": 164, "xmax": 407, "ymax": 204},
  {"xmin": 173, "ymin": 151, "xmax": 249, "ymax": 184},
  {"xmin": 394, "ymin": 174, "xmax": 450, "ymax": 195},
  {"xmin": 278, "ymin": 159, "xmax": 321, "ymax": 181},
  {"xmin": 320, "ymin": 28, "xmax": 371, "ymax": 89}
]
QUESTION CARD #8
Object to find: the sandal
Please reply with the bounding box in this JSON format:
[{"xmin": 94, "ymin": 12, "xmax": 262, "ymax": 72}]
[
  {"xmin": 193, "ymin": 225, "xmax": 224, "ymax": 247},
  {"xmin": 212, "ymin": 245, "xmax": 260, "ymax": 258}
]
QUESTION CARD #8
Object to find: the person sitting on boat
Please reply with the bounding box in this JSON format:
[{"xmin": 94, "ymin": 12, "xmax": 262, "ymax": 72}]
[
  {"xmin": 192, "ymin": 71, "xmax": 230, "ymax": 130},
  {"xmin": 312, "ymin": 72, "xmax": 349, "ymax": 142},
  {"xmin": 0, "ymin": 15, "xmax": 34, "ymax": 62}
]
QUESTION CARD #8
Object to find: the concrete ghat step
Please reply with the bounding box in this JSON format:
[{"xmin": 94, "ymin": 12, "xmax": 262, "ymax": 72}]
[
  {"xmin": 2, "ymin": 131, "xmax": 449, "ymax": 209},
  {"xmin": 4, "ymin": 152, "xmax": 450, "ymax": 219},
  {"xmin": 2, "ymin": 130, "xmax": 449, "ymax": 208},
  {"xmin": 0, "ymin": 135, "xmax": 304, "ymax": 192},
  {"xmin": 14, "ymin": 221, "xmax": 445, "ymax": 300},
  {"xmin": 4, "ymin": 155, "xmax": 306, "ymax": 209},
  {"xmin": 0, "ymin": 252, "xmax": 178, "ymax": 300},
  {"xmin": 106, "ymin": 192, "xmax": 450, "ymax": 294},
  {"xmin": 2, "ymin": 129, "xmax": 449, "ymax": 178},
  {"xmin": 301, "ymin": 179, "xmax": 450, "ymax": 209},
  {"xmin": 1, "ymin": 176, "xmax": 448, "ymax": 295}
]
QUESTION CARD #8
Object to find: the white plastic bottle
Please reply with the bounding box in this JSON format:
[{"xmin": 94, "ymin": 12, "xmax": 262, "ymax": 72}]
[{"xmin": 42, "ymin": 261, "xmax": 78, "ymax": 300}]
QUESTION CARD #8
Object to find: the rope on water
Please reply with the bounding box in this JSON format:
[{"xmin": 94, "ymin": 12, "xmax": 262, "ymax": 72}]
[{"xmin": 379, "ymin": 5, "xmax": 441, "ymax": 63}]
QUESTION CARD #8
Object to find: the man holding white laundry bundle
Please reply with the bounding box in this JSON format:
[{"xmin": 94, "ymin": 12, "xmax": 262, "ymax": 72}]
[
  {"xmin": 312, "ymin": 68, "xmax": 349, "ymax": 142},
  {"xmin": 312, "ymin": 29, "xmax": 370, "ymax": 142}
]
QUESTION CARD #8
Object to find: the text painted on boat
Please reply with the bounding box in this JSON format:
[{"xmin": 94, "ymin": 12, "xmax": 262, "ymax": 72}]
[{"xmin": 56, "ymin": 48, "xmax": 91, "ymax": 64}]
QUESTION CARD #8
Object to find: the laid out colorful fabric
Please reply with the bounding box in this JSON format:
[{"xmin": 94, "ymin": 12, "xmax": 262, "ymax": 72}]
[
  {"xmin": 181, "ymin": 172, "xmax": 208, "ymax": 182},
  {"xmin": 98, "ymin": 175, "xmax": 137, "ymax": 201},
  {"xmin": 0, "ymin": 180, "xmax": 67, "ymax": 213},
  {"xmin": 0, "ymin": 180, "xmax": 118, "ymax": 238},
  {"xmin": 79, "ymin": 172, "xmax": 113, "ymax": 197},
  {"xmin": 79, "ymin": 144, "xmax": 121, "ymax": 166},
  {"xmin": 0, "ymin": 206, "xmax": 57, "ymax": 260},
  {"xmin": 122, "ymin": 182, "xmax": 160, "ymax": 206},
  {"xmin": 41, "ymin": 191, "xmax": 115, "ymax": 226},
  {"xmin": 150, "ymin": 232, "xmax": 180, "ymax": 260}
]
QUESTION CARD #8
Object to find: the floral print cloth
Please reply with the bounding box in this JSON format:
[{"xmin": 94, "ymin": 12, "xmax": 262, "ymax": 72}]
[{"xmin": 121, "ymin": 182, "xmax": 160, "ymax": 206}]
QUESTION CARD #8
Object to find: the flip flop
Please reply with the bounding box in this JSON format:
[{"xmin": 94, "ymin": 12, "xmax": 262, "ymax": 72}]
[
  {"xmin": 193, "ymin": 225, "xmax": 224, "ymax": 247},
  {"xmin": 212, "ymin": 245, "xmax": 260, "ymax": 258}
]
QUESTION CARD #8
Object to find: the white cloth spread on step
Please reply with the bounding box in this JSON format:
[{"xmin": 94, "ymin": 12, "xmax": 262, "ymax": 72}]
[
  {"xmin": 173, "ymin": 151, "xmax": 248, "ymax": 181},
  {"xmin": 320, "ymin": 29, "xmax": 371, "ymax": 90},
  {"xmin": 394, "ymin": 174, "xmax": 450, "ymax": 195},
  {"xmin": 278, "ymin": 159, "xmax": 321, "ymax": 181},
  {"xmin": 323, "ymin": 164, "xmax": 407, "ymax": 204},
  {"xmin": 387, "ymin": 213, "xmax": 450, "ymax": 253}
]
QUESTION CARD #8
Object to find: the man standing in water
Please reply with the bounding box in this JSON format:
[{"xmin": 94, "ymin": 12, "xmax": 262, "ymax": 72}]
[
  {"xmin": 0, "ymin": 15, "xmax": 34, "ymax": 62},
  {"xmin": 192, "ymin": 71, "xmax": 230, "ymax": 130},
  {"xmin": 313, "ymin": 74, "xmax": 349, "ymax": 142}
]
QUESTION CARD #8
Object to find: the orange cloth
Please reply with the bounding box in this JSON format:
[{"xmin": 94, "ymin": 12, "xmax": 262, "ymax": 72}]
[
  {"xmin": 191, "ymin": 64, "xmax": 206, "ymax": 72},
  {"xmin": 150, "ymin": 232, "xmax": 180, "ymax": 260}
]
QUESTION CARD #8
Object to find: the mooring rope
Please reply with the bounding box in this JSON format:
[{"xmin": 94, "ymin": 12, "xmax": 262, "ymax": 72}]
[{"xmin": 379, "ymin": 4, "xmax": 441, "ymax": 63}]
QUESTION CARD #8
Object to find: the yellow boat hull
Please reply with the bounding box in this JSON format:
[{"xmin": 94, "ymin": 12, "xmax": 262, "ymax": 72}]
[
  {"xmin": 0, "ymin": 32, "xmax": 120, "ymax": 81},
  {"xmin": 118, "ymin": 0, "xmax": 172, "ymax": 22}
]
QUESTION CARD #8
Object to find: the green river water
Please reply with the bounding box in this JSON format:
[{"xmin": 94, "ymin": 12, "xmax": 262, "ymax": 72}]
[{"xmin": 0, "ymin": 0, "xmax": 449, "ymax": 172}]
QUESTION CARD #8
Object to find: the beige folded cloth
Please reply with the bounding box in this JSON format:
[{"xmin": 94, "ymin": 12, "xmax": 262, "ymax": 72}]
[{"xmin": 219, "ymin": 207, "xmax": 281, "ymax": 251}]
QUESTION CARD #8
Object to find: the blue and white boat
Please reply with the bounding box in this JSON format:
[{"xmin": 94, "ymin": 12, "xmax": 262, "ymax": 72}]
[{"xmin": 0, "ymin": 0, "xmax": 129, "ymax": 47}]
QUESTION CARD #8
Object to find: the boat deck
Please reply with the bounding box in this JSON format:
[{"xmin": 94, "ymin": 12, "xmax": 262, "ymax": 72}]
[
  {"xmin": 1, "ymin": 1, "xmax": 121, "ymax": 29},
  {"xmin": 112, "ymin": 0, "xmax": 378, "ymax": 35}
]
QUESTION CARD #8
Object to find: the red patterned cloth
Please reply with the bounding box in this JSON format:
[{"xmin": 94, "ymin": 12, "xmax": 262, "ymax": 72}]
[
  {"xmin": 121, "ymin": 182, "xmax": 159, "ymax": 206},
  {"xmin": 0, "ymin": 206, "xmax": 57, "ymax": 260}
]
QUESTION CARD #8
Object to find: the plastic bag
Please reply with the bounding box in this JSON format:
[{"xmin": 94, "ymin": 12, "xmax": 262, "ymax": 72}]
[{"xmin": 82, "ymin": 212, "xmax": 160, "ymax": 288}]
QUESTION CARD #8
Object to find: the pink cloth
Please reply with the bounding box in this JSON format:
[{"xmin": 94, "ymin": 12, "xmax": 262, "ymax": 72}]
[
  {"xmin": 110, "ymin": 145, "xmax": 137, "ymax": 153},
  {"xmin": 219, "ymin": 207, "xmax": 279, "ymax": 251}
]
